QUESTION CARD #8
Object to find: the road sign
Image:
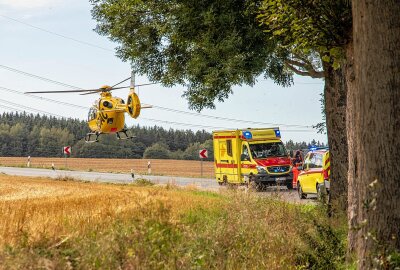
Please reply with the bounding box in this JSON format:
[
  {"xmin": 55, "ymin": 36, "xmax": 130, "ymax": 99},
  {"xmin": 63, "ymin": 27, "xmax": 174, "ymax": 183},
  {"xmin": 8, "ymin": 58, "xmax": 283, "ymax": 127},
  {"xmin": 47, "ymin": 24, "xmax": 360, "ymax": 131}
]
[
  {"xmin": 63, "ymin": 146, "xmax": 71, "ymax": 155},
  {"xmin": 199, "ymin": 149, "xmax": 208, "ymax": 159}
]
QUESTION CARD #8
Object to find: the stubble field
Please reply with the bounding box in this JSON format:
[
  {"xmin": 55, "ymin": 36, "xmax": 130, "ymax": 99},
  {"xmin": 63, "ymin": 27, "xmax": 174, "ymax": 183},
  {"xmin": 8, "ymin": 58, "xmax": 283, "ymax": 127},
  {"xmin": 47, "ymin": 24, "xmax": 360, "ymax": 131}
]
[{"xmin": 0, "ymin": 157, "xmax": 215, "ymax": 178}]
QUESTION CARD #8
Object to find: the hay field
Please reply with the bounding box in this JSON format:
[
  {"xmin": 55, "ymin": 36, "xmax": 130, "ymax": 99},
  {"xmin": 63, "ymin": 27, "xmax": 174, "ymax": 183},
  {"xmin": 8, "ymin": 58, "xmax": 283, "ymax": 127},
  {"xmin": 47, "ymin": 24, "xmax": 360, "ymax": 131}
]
[{"xmin": 0, "ymin": 157, "xmax": 215, "ymax": 178}]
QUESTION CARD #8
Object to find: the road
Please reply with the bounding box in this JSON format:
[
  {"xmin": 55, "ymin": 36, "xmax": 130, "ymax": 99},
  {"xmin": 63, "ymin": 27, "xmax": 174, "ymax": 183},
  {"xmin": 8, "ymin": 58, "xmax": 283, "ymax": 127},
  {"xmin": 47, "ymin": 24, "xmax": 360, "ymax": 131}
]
[{"xmin": 0, "ymin": 166, "xmax": 313, "ymax": 203}]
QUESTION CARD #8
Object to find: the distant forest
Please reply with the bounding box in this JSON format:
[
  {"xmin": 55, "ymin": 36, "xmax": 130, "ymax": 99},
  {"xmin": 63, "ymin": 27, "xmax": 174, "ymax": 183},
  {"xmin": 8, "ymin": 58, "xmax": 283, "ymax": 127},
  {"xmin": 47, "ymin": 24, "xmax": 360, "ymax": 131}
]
[{"xmin": 0, "ymin": 112, "xmax": 325, "ymax": 160}]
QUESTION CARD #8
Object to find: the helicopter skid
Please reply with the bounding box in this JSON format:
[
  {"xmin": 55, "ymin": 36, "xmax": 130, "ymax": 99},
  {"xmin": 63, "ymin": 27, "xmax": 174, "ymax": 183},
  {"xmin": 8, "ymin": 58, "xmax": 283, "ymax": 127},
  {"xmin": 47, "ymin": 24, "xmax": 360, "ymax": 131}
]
[
  {"xmin": 85, "ymin": 132, "xmax": 100, "ymax": 143},
  {"xmin": 116, "ymin": 130, "xmax": 136, "ymax": 140}
]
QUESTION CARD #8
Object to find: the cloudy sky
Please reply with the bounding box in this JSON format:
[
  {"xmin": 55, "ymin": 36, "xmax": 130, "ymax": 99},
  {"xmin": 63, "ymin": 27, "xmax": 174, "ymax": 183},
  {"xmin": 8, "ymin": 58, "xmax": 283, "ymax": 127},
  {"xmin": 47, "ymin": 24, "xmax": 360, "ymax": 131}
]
[{"xmin": 0, "ymin": 0, "xmax": 327, "ymax": 143}]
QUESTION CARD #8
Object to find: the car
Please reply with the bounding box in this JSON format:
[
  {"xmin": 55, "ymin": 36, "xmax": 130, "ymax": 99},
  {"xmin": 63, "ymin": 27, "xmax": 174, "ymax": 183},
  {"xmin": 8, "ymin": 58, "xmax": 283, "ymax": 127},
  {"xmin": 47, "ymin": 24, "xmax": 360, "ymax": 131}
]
[{"xmin": 297, "ymin": 148, "xmax": 330, "ymax": 200}]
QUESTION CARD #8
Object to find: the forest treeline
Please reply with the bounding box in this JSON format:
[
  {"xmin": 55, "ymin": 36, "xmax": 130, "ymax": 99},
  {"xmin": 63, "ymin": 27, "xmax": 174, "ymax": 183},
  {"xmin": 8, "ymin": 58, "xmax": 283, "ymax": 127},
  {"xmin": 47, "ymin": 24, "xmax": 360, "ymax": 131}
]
[{"xmin": 0, "ymin": 112, "xmax": 324, "ymax": 160}]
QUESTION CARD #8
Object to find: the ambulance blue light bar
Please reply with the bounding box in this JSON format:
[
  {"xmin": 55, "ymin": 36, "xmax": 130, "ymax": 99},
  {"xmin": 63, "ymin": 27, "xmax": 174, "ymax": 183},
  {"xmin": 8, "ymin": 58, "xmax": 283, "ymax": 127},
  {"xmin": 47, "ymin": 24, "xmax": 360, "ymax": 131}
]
[
  {"xmin": 274, "ymin": 129, "xmax": 281, "ymax": 138},
  {"xmin": 309, "ymin": 146, "xmax": 329, "ymax": 151},
  {"xmin": 242, "ymin": 131, "xmax": 253, "ymax": 139}
]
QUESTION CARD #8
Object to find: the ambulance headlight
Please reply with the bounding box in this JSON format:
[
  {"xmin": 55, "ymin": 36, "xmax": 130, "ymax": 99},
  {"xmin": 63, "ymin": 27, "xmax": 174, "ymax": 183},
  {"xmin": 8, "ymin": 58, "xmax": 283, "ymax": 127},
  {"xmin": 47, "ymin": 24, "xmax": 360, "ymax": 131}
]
[{"xmin": 256, "ymin": 166, "xmax": 267, "ymax": 173}]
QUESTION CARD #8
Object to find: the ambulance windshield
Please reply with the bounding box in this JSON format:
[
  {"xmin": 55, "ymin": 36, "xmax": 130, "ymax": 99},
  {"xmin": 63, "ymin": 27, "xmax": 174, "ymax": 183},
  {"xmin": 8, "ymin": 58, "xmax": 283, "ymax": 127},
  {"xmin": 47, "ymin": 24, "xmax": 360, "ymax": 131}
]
[{"xmin": 249, "ymin": 142, "xmax": 287, "ymax": 159}]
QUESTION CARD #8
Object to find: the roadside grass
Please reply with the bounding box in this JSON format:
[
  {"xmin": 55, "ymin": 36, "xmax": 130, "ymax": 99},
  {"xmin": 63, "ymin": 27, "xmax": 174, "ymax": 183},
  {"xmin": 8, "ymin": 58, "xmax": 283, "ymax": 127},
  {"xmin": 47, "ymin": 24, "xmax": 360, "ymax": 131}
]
[
  {"xmin": 131, "ymin": 178, "xmax": 155, "ymax": 186},
  {"xmin": 0, "ymin": 175, "xmax": 348, "ymax": 269}
]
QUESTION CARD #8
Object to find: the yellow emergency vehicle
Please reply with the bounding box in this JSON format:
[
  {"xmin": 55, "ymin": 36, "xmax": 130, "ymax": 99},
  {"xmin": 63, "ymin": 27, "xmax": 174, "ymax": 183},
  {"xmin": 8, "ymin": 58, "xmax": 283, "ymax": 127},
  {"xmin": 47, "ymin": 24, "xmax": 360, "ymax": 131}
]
[
  {"xmin": 213, "ymin": 128, "xmax": 293, "ymax": 190},
  {"xmin": 297, "ymin": 148, "xmax": 331, "ymax": 200}
]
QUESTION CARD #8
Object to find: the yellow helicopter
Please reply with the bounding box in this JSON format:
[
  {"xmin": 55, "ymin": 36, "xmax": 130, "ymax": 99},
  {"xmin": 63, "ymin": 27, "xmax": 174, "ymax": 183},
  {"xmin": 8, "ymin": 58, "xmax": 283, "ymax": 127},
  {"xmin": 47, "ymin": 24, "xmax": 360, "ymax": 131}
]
[{"xmin": 25, "ymin": 75, "xmax": 152, "ymax": 143}]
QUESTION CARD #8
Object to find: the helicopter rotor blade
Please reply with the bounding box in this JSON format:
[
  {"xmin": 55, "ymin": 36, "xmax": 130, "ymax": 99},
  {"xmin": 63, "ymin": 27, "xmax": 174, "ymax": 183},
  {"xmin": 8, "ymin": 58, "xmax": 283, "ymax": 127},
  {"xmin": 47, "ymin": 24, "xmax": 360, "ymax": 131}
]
[
  {"xmin": 25, "ymin": 86, "xmax": 130, "ymax": 94},
  {"xmin": 25, "ymin": 83, "xmax": 157, "ymax": 95}
]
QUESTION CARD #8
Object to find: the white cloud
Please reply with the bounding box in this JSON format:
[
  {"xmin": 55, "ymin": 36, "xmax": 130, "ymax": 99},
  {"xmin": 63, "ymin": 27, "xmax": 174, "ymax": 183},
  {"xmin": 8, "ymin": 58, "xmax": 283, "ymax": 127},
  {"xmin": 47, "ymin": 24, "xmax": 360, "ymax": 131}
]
[{"xmin": 0, "ymin": 0, "xmax": 62, "ymax": 10}]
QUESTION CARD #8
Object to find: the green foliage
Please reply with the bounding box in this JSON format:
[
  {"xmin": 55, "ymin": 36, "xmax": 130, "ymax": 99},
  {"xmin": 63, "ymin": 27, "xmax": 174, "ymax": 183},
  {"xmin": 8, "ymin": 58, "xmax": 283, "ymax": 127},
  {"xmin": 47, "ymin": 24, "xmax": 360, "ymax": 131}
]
[
  {"xmin": 258, "ymin": 0, "xmax": 352, "ymax": 68},
  {"xmin": 131, "ymin": 178, "xmax": 155, "ymax": 186},
  {"xmin": 90, "ymin": 0, "xmax": 292, "ymax": 111},
  {"xmin": 143, "ymin": 143, "xmax": 171, "ymax": 159}
]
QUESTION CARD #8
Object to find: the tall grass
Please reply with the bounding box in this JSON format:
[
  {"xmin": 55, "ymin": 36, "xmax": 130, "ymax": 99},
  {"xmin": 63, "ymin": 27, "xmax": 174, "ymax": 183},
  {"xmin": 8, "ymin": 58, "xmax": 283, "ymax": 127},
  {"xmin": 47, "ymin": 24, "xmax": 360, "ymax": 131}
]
[{"xmin": 0, "ymin": 175, "xmax": 348, "ymax": 269}]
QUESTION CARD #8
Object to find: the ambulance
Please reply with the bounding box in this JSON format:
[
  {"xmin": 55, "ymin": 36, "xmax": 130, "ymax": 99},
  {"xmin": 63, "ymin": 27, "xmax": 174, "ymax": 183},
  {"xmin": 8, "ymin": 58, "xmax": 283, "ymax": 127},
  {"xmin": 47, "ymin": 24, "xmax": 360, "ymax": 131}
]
[{"xmin": 213, "ymin": 128, "xmax": 293, "ymax": 190}]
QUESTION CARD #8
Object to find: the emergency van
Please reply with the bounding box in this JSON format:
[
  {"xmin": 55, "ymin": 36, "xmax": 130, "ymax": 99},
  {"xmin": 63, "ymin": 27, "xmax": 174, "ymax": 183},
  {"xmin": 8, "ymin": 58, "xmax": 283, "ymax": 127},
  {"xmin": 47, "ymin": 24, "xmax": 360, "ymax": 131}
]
[{"xmin": 213, "ymin": 128, "xmax": 293, "ymax": 189}]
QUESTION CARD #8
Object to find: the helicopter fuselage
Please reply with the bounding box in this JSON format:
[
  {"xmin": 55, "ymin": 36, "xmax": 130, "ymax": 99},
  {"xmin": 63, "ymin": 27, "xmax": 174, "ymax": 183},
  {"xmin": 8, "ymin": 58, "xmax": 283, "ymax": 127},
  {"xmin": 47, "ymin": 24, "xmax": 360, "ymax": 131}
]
[{"xmin": 88, "ymin": 92, "xmax": 126, "ymax": 134}]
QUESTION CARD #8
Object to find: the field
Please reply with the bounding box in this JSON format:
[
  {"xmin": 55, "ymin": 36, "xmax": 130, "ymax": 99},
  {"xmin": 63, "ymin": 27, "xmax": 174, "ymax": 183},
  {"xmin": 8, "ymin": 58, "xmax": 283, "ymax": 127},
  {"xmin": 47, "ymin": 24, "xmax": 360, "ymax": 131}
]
[
  {"xmin": 0, "ymin": 174, "xmax": 347, "ymax": 269},
  {"xmin": 0, "ymin": 157, "xmax": 215, "ymax": 178}
]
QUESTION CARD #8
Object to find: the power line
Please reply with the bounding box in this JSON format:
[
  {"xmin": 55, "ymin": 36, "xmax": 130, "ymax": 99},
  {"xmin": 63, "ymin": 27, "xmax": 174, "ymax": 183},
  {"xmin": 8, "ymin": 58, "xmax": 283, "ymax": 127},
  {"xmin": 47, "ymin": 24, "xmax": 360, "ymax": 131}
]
[
  {"xmin": 149, "ymin": 105, "xmax": 313, "ymax": 129},
  {"xmin": 0, "ymin": 86, "xmax": 316, "ymax": 132},
  {"xmin": 0, "ymin": 86, "xmax": 87, "ymax": 109},
  {"xmin": 0, "ymin": 82, "xmax": 315, "ymax": 130},
  {"xmin": 0, "ymin": 64, "xmax": 81, "ymax": 89},
  {"xmin": 140, "ymin": 117, "xmax": 315, "ymax": 132},
  {"xmin": 0, "ymin": 98, "xmax": 65, "ymax": 118},
  {"xmin": 0, "ymin": 14, "xmax": 114, "ymax": 53},
  {"xmin": 0, "ymin": 64, "xmax": 317, "ymax": 130}
]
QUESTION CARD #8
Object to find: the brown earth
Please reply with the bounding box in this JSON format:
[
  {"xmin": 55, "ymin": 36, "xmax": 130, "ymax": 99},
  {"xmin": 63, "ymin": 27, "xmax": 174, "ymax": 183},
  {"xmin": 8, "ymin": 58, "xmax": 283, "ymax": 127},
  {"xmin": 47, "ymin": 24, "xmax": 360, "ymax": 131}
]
[{"xmin": 0, "ymin": 157, "xmax": 215, "ymax": 178}]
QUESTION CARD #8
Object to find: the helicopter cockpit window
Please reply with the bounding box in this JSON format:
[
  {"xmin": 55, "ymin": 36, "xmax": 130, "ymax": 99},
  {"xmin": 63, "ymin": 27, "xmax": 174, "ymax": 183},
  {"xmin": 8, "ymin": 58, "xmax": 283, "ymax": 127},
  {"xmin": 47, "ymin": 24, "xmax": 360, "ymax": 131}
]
[
  {"xmin": 102, "ymin": 101, "xmax": 113, "ymax": 109},
  {"xmin": 88, "ymin": 107, "xmax": 97, "ymax": 121}
]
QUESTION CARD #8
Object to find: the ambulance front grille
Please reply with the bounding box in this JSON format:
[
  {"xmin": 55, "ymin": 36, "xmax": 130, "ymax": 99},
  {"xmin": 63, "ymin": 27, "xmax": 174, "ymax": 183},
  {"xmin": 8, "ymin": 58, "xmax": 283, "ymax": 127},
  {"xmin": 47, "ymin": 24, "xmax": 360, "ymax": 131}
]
[{"xmin": 267, "ymin": 166, "xmax": 290, "ymax": 174}]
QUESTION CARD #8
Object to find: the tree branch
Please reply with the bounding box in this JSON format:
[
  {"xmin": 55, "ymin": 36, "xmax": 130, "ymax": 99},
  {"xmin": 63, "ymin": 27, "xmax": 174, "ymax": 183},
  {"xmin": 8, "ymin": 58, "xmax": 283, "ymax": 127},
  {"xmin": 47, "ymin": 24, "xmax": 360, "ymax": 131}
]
[{"xmin": 285, "ymin": 59, "xmax": 325, "ymax": 79}]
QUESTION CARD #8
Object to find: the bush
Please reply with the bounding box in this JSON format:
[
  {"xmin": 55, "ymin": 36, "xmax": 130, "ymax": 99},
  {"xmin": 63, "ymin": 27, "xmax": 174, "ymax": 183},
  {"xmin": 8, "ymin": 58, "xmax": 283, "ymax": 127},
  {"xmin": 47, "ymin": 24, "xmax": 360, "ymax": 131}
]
[{"xmin": 143, "ymin": 143, "xmax": 171, "ymax": 159}]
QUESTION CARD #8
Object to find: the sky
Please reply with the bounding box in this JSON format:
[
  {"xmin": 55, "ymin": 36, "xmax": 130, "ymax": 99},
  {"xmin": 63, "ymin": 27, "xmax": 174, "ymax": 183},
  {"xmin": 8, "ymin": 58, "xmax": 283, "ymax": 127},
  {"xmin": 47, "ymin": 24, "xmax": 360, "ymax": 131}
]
[{"xmin": 0, "ymin": 0, "xmax": 327, "ymax": 143}]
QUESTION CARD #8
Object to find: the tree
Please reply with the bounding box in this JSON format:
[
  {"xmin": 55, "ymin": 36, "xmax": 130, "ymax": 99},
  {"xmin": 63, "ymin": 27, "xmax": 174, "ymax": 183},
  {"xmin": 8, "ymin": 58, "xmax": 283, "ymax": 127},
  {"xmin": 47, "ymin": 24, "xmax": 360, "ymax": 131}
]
[
  {"xmin": 348, "ymin": 0, "xmax": 400, "ymax": 268},
  {"xmin": 143, "ymin": 143, "xmax": 171, "ymax": 159},
  {"xmin": 258, "ymin": 0, "xmax": 352, "ymax": 213}
]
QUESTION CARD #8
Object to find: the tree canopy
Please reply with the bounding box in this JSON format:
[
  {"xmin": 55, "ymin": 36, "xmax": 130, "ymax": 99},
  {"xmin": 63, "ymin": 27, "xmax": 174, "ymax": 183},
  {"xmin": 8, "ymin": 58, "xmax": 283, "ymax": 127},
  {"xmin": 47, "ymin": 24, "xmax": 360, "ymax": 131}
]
[{"xmin": 90, "ymin": 0, "xmax": 292, "ymax": 110}]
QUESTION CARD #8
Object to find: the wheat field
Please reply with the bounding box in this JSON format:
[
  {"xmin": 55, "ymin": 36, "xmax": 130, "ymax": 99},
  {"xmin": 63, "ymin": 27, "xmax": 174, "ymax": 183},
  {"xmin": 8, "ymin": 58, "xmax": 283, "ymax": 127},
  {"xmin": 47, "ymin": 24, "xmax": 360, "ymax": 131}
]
[
  {"xmin": 0, "ymin": 157, "xmax": 215, "ymax": 178},
  {"xmin": 0, "ymin": 174, "xmax": 219, "ymax": 248},
  {"xmin": 0, "ymin": 174, "xmax": 346, "ymax": 269}
]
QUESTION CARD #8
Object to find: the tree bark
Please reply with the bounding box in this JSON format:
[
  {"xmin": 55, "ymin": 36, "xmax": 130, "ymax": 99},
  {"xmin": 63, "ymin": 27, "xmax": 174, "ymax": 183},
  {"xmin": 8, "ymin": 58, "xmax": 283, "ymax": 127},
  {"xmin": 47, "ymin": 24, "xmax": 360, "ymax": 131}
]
[
  {"xmin": 323, "ymin": 61, "xmax": 349, "ymax": 213},
  {"xmin": 350, "ymin": 0, "xmax": 400, "ymax": 268},
  {"xmin": 345, "ymin": 39, "xmax": 358, "ymax": 257}
]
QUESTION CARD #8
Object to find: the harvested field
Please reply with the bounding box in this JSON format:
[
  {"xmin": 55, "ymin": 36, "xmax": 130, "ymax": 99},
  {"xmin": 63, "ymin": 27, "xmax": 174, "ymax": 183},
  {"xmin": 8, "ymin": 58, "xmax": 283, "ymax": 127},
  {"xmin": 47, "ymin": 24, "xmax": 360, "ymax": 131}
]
[{"xmin": 0, "ymin": 157, "xmax": 215, "ymax": 178}]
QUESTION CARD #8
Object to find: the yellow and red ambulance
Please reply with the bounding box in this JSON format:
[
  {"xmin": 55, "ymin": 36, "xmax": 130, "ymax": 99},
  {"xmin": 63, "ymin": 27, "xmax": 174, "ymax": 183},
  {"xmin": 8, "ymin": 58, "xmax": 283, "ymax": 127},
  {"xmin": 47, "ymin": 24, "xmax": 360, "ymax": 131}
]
[
  {"xmin": 213, "ymin": 128, "xmax": 293, "ymax": 190},
  {"xmin": 297, "ymin": 148, "xmax": 331, "ymax": 199}
]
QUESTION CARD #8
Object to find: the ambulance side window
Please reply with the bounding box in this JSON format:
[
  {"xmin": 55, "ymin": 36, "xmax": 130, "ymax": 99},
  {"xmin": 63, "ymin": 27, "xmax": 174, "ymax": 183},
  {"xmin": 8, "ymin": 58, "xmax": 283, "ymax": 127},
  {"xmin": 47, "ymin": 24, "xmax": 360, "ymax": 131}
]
[
  {"xmin": 310, "ymin": 154, "xmax": 323, "ymax": 169},
  {"xmin": 303, "ymin": 153, "xmax": 312, "ymax": 170},
  {"xmin": 227, "ymin": 140, "xmax": 233, "ymax": 156},
  {"xmin": 242, "ymin": 145, "xmax": 250, "ymax": 161}
]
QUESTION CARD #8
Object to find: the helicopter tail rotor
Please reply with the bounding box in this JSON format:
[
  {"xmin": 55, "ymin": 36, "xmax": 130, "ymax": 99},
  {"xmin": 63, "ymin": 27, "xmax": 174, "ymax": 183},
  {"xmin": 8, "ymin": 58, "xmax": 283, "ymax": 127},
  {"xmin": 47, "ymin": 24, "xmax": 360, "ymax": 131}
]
[{"xmin": 126, "ymin": 92, "xmax": 141, "ymax": 119}]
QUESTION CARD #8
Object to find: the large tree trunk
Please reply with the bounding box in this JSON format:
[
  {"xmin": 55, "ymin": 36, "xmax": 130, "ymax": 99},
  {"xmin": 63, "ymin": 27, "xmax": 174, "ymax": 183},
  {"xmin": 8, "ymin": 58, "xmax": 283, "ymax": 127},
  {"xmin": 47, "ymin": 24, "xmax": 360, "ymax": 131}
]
[
  {"xmin": 324, "ymin": 62, "xmax": 349, "ymax": 213},
  {"xmin": 350, "ymin": 0, "xmax": 400, "ymax": 268}
]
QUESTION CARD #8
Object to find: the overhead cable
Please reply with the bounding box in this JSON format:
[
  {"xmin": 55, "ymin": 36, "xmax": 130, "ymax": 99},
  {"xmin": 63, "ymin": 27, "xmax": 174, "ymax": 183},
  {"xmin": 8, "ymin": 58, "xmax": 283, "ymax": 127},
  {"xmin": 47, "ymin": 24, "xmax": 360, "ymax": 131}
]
[
  {"xmin": 0, "ymin": 86, "xmax": 86, "ymax": 109},
  {"xmin": 0, "ymin": 14, "xmax": 113, "ymax": 52},
  {"xmin": 0, "ymin": 64, "xmax": 81, "ymax": 89},
  {"xmin": 149, "ymin": 105, "xmax": 313, "ymax": 129},
  {"xmin": 0, "ymin": 98, "xmax": 65, "ymax": 118}
]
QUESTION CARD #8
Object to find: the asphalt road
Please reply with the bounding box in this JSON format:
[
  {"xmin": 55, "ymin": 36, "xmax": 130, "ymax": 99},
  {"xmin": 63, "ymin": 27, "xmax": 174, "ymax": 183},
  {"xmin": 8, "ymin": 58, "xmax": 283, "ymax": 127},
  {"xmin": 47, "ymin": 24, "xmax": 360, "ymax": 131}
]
[
  {"xmin": 0, "ymin": 166, "xmax": 313, "ymax": 203},
  {"xmin": 0, "ymin": 166, "xmax": 219, "ymax": 190}
]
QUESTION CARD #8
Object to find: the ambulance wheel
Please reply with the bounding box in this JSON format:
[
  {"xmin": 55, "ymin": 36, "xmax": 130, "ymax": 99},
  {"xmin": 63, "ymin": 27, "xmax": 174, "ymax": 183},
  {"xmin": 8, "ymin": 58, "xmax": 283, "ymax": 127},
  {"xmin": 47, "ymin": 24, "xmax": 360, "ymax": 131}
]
[
  {"xmin": 222, "ymin": 176, "xmax": 228, "ymax": 186},
  {"xmin": 298, "ymin": 184, "xmax": 307, "ymax": 199}
]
